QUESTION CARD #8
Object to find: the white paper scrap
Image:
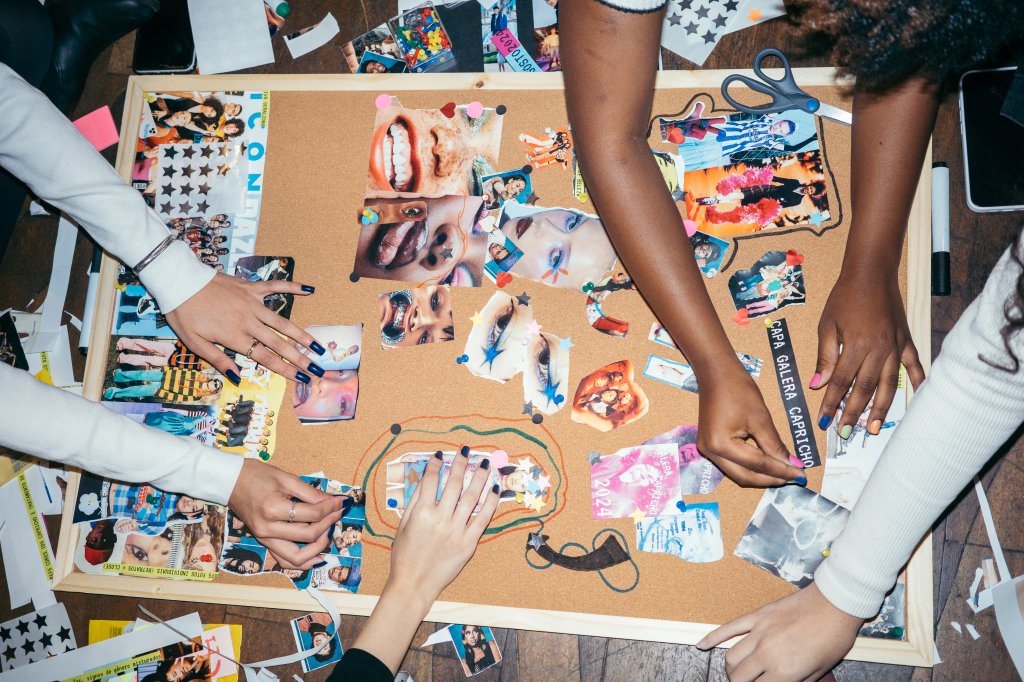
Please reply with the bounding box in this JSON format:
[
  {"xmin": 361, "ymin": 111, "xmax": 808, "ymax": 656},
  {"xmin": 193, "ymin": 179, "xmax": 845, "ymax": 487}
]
[
  {"xmin": 965, "ymin": 623, "xmax": 981, "ymax": 640},
  {"xmin": 283, "ymin": 13, "xmax": 340, "ymax": 60},
  {"xmin": 187, "ymin": 0, "xmax": 274, "ymax": 74},
  {"xmin": 950, "ymin": 621, "xmax": 962, "ymax": 634}
]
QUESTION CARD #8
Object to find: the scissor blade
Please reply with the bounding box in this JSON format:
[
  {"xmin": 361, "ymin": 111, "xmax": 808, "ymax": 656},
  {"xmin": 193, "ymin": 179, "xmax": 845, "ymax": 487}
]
[{"xmin": 816, "ymin": 102, "xmax": 852, "ymax": 126}]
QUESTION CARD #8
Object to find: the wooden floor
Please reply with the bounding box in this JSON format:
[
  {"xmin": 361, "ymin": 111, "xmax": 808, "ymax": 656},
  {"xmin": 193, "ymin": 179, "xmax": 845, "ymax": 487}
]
[{"xmin": 1, "ymin": 2, "xmax": 1022, "ymax": 680}]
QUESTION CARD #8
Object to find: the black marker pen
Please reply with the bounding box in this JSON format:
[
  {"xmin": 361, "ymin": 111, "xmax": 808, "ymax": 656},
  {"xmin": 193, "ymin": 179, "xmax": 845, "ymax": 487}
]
[{"xmin": 932, "ymin": 162, "xmax": 950, "ymax": 296}]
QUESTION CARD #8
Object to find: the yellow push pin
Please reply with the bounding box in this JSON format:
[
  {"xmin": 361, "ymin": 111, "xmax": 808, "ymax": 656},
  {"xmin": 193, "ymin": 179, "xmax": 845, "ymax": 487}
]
[
  {"xmin": 763, "ymin": 317, "xmax": 775, "ymax": 328},
  {"xmin": 578, "ymin": 192, "xmax": 589, "ymax": 203},
  {"xmin": 821, "ymin": 548, "xmax": 830, "ymax": 558}
]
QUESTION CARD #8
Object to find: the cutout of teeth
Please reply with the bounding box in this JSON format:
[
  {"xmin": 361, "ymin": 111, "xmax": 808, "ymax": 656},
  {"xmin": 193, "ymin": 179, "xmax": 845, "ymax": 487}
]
[{"xmin": 388, "ymin": 122, "xmax": 412, "ymax": 191}]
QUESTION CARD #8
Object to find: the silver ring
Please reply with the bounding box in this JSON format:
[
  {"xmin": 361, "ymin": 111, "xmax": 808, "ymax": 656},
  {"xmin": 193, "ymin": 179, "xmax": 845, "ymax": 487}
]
[{"xmin": 288, "ymin": 500, "xmax": 297, "ymax": 523}]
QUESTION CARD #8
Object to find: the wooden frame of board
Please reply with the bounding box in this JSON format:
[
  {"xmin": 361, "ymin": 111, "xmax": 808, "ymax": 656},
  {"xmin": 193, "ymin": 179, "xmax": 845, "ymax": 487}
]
[{"xmin": 52, "ymin": 70, "xmax": 934, "ymax": 668}]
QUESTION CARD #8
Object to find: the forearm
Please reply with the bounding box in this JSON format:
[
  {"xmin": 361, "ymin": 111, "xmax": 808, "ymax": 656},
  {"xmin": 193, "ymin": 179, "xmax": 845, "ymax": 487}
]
[
  {"xmin": 815, "ymin": 235, "xmax": 1024, "ymax": 617},
  {"xmin": 562, "ymin": 0, "xmax": 738, "ymax": 375},
  {"xmin": 0, "ymin": 364, "xmax": 241, "ymax": 505},
  {"xmin": 842, "ymin": 79, "xmax": 941, "ymax": 279},
  {"xmin": 0, "ymin": 64, "xmax": 212, "ymax": 313},
  {"xmin": 350, "ymin": 581, "xmax": 433, "ymax": 675}
]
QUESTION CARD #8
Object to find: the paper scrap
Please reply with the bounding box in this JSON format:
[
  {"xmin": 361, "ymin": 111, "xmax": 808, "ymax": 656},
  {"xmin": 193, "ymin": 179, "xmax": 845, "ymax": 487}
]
[
  {"xmin": 724, "ymin": 0, "xmax": 786, "ymax": 34},
  {"xmin": 992, "ymin": 575, "xmax": 1024, "ymax": 678},
  {"xmin": 283, "ymin": 13, "xmax": 340, "ymax": 60},
  {"xmin": 25, "ymin": 217, "xmax": 77, "ymax": 354},
  {"xmin": 967, "ymin": 566, "xmax": 985, "ymax": 613},
  {"xmin": 983, "ymin": 558, "xmax": 999, "ymax": 589},
  {"xmin": 421, "ymin": 628, "xmax": 452, "ymax": 647},
  {"xmin": 965, "ymin": 623, "xmax": 981, "ymax": 640},
  {"xmin": 950, "ymin": 621, "xmax": 962, "ymax": 634},
  {"xmin": 0, "ymin": 471, "xmax": 55, "ymax": 609},
  {"xmin": 187, "ymin": 0, "xmax": 274, "ymax": 74},
  {"xmin": 974, "ymin": 478, "xmax": 1010, "ymax": 586},
  {"xmin": 72, "ymin": 106, "xmax": 119, "ymax": 151},
  {"xmin": 933, "ymin": 641, "xmax": 942, "ymax": 665}
]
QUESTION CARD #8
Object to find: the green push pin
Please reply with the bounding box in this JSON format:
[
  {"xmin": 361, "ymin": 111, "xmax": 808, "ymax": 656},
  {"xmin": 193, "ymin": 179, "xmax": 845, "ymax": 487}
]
[{"xmin": 258, "ymin": 450, "xmax": 271, "ymax": 462}]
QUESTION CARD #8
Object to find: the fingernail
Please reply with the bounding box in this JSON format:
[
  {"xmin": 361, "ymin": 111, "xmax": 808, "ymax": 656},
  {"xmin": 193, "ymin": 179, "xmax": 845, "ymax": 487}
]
[
  {"xmin": 788, "ymin": 455, "xmax": 804, "ymax": 469},
  {"xmin": 434, "ymin": 451, "xmax": 443, "ymax": 460},
  {"xmin": 301, "ymin": 284, "xmax": 315, "ymax": 293},
  {"xmin": 296, "ymin": 371, "xmax": 311, "ymax": 384},
  {"xmin": 793, "ymin": 476, "xmax": 807, "ymax": 486},
  {"xmin": 491, "ymin": 483, "xmax": 500, "ymax": 493},
  {"xmin": 307, "ymin": 363, "xmax": 325, "ymax": 377},
  {"xmin": 868, "ymin": 419, "xmax": 882, "ymax": 435},
  {"xmin": 481, "ymin": 458, "xmax": 490, "ymax": 470},
  {"xmin": 225, "ymin": 369, "xmax": 241, "ymax": 386},
  {"xmin": 809, "ymin": 372, "xmax": 821, "ymax": 389},
  {"xmin": 460, "ymin": 445, "xmax": 470, "ymax": 457},
  {"xmin": 818, "ymin": 415, "xmax": 832, "ymax": 430},
  {"xmin": 839, "ymin": 424, "xmax": 853, "ymax": 439},
  {"xmin": 696, "ymin": 638, "xmax": 709, "ymax": 650},
  {"xmin": 310, "ymin": 341, "xmax": 326, "ymax": 355}
]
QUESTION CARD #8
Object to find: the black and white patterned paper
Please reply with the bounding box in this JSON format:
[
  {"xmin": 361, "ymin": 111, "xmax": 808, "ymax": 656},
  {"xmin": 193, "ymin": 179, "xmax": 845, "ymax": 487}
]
[
  {"xmin": 154, "ymin": 143, "xmax": 247, "ymax": 219},
  {"xmin": 661, "ymin": 0, "xmax": 741, "ymax": 66},
  {"xmin": 0, "ymin": 603, "xmax": 76, "ymax": 671}
]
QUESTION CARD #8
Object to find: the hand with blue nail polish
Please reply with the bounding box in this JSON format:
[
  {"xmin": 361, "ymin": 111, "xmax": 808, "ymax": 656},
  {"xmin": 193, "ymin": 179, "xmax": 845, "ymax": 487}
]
[{"xmin": 165, "ymin": 273, "xmax": 324, "ymax": 384}]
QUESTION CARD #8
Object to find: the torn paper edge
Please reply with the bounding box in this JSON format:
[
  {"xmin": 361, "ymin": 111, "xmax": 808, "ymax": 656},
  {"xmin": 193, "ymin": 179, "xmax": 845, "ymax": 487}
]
[{"xmin": 283, "ymin": 13, "xmax": 340, "ymax": 59}]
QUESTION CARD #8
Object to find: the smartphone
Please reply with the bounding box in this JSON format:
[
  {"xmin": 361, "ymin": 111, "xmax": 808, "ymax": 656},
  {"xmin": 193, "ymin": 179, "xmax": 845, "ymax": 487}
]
[
  {"xmin": 132, "ymin": 0, "xmax": 196, "ymax": 74},
  {"xmin": 959, "ymin": 67, "xmax": 1024, "ymax": 212}
]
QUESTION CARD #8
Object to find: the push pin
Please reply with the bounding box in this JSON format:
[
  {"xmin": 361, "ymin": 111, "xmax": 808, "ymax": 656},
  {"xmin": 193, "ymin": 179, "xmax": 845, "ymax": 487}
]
[
  {"xmin": 456, "ymin": 354, "xmax": 469, "ymax": 365},
  {"xmin": 553, "ymin": 394, "xmax": 565, "ymax": 405},
  {"xmin": 387, "ymin": 498, "xmax": 398, "ymax": 508},
  {"xmin": 587, "ymin": 452, "xmax": 602, "ymax": 464},
  {"xmin": 763, "ymin": 317, "xmax": 775, "ymax": 328},
  {"xmin": 258, "ymin": 450, "xmax": 271, "ymax": 461},
  {"xmin": 581, "ymin": 282, "xmax": 595, "ymax": 293},
  {"xmin": 360, "ymin": 208, "xmax": 379, "ymax": 224},
  {"xmin": 676, "ymin": 500, "xmax": 687, "ymax": 513},
  {"xmin": 821, "ymin": 548, "xmax": 830, "ymax": 558}
]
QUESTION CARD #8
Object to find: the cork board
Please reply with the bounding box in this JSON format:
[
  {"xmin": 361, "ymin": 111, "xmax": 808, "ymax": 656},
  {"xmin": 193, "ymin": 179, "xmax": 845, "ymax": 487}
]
[{"xmin": 55, "ymin": 72, "xmax": 933, "ymax": 667}]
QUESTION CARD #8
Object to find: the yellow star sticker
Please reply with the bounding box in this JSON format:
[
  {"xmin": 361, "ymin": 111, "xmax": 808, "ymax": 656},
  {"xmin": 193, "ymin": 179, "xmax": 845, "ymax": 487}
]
[
  {"xmin": 529, "ymin": 496, "xmax": 546, "ymax": 512},
  {"xmin": 748, "ymin": 8, "xmax": 762, "ymax": 21},
  {"xmin": 470, "ymin": 311, "xmax": 483, "ymax": 326},
  {"xmin": 629, "ymin": 507, "xmax": 646, "ymax": 524}
]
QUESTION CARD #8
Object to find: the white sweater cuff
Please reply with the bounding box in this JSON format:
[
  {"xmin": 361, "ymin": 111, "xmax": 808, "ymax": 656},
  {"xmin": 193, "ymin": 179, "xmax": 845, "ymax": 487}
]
[{"xmin": 138, "ymin": 239, "xmax": 217, "ymax": 314}]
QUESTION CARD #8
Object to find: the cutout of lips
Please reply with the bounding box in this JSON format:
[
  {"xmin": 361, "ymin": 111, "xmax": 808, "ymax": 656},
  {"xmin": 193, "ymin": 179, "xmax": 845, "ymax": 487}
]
[
  {"xmin": 371, "ymin": 219, "xmax": 428, "ymax": 270},
  {"xmin": 440, "ymin": 102, "xmax": 456, "ymax": 118},
  {"xmin": 381, "ymin": 290, "xmax": 413, "ymax": 343},
  {"xmin": 786, "ymin": 250, "xmax": 804, "ymax": 266},
  {"xmin": 495, "ymin": 272, "xmax": 513, "ymax": 288}
]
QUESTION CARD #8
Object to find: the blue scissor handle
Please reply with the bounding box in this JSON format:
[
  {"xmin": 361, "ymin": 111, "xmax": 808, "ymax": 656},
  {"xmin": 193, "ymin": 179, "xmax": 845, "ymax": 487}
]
[{"xmin": 721, "ymin": 47, "xmax": 821, "ymax": 115}]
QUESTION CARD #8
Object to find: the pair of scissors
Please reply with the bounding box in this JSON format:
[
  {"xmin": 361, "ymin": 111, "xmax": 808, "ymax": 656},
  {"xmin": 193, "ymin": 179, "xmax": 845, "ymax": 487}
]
[{"xmin": 721, "ymin": 47, "xmax": 852, "ymax": 126}]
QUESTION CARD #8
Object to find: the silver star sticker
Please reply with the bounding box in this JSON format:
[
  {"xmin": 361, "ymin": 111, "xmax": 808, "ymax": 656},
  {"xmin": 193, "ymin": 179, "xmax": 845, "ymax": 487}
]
[
  {"xmin": 522, "ymin": 401, "xmax": 534, "ymax": 415},
  {"xmin": 516, "ymin": 292, "xmax": 531, "ymax": 306},
  {"xmin": 527, "ymin": 533, "xmax": 545, "ymax": 551}
]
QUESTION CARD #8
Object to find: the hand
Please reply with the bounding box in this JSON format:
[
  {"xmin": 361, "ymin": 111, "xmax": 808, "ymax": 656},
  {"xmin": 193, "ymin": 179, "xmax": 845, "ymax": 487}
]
[
  {"xmin": 165, "ymin": 273, "xmax": 326, "ymax": 384},
  {"xmin": 697, "ymin": 583, "xmax": 863, "ymax": 681},
  {"xmin": 227, "ymin": 459, "xmax": 344, "ymax": 569},
  {"xmin": 388, "ymin": 447, "xmax": 501, "ymax": 605},
  {"xmin": 697, "ymin": 363, "xmax": 804, "ymax": 487},
  {"xmin": 814, "ymin": 272, "xmax": 925, "ymax": 438}
]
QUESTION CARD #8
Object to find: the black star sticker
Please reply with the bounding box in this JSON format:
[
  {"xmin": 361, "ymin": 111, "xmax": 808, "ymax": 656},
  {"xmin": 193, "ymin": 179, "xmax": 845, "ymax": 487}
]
[
  {"xmin": 164, "ymin": 146, "xmax": 178, "ymax": 159},
  {"xmin": 723, "ymin": 0, "xmax": 738, "ymax": 10},
  {"xmin": 162, "ymin": 165, "xmax": 175, "ymax": 178},
  {"xmin": 2, "ymin": 646, "xmax": 14, "ymax": 661},
  {"xmin": 522, "ymin": 401, "xmax": 534, "ymax": 415},
  {"xmin": 179, "ymin": 182, "xmax": 193, "ymax": 196},
  {"xmin": 702, "ymin": 29, "xmax": 717, "ymax": 44},
  {"xmin": 56, "ymin": 626, "xmax": 71, "ymax": 643},
  {"xmin": 439, "ymin": 246, "xmax": 453, "ymax": 261},
  {"xmin": 694, "ymin": 4, "xmax": 711, "ymax": 19},
  {"xmin": 182, "ymin": 146, "xmax": 196, "ymax": 159},
  {"xmin": 200, "ymin": 145, "xmax": 214, "ymax": 158},
  {"xmin": 714, "ymin": 13, "xmax": 729, "ymax": 28},
  {"xmin": 525, "ymin": 192, "xmax": 539, "ymax": 205},
  {"xmin": 516, "ymin": 292, "xmax": 531, "ymax": 306},
  {"xmin": 159, "ymin": 202, "xmax": 173, "ymax": 215},
  {"xmin": 177, "ymin": 200, "xmax": 191, "ymax": 214},
  {"xmin": 197, "ymin": 181, "xmax": 211, "ymax": 195},
  {"xmin": 15, "ymin": 621, "xmax": 30, "ymax": 637},
  {"xmin": 32, "ymin": 614, "xmax": 46, "ymax": 630},
  {"xmin": 195, "ymin": 200, "xmax": 210, "ymax": 213},
  {"xmin": 667, "ymin": 12, "xmax": 683, "ymax": 25},
  {"xmin": 161, "ymin": 183, "xmax": 174, "ymax": 196},
  {"xmin": 0, "ymin": 625, "xmax": 10, "ymax": 640},
  {"xmin": 682, "ymin": 20, "xmax": 699, "ymax": 35},
  {"xmin": 38, "ymin": 632, "xmax": 52, "ymax": 648}
]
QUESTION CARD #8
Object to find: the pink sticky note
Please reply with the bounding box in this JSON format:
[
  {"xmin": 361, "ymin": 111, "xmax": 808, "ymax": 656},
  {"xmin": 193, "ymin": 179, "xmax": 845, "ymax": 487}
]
[{"xmin": 72, "ymin": 106, "xmax": 119, "ymax": 151}]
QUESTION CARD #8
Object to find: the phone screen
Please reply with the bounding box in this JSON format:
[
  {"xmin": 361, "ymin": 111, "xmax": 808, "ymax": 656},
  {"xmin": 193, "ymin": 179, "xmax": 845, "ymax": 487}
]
[
  {"xmin": 960, "ymin": 68, "xmax": 1024, "ymax": 211},
  {"xmin": 132, "ymin": 0, "xmax": 195, "ymax": 74}
]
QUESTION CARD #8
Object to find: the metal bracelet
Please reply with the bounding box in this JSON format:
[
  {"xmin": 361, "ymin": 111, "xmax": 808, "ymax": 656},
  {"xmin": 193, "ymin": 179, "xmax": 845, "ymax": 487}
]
[{"xmin": 133, "ymin": 234, "xmax": 178, "ymax": 274}]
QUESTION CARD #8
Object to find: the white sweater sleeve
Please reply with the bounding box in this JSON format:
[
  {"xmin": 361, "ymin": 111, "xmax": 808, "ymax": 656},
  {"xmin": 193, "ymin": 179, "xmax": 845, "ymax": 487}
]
[
  {"xmin": 814, "ymin": 234, "xmax": 1024, "ymax": 618},
  {"xmin": 0, "ymin": 363, "xmax": 242, "ymax": 505},
  {"xmin": 0, "ymin": 63, "xmax": 213, "ymax": 314}
]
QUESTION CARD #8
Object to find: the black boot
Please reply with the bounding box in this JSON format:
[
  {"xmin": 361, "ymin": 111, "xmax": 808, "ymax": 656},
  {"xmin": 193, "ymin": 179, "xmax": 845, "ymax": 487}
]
[{"xmin": 41, "ymin": 0, "xmax": 160, "ymax": 114}]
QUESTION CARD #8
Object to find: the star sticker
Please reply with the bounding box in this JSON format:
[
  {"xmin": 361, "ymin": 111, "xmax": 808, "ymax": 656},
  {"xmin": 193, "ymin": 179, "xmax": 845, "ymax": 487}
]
[
  {"xmin": 197, "ymin": 182, "xmax": 211, "ymax": 195},
  {"xmin": 201, "ymin": 145, "xmax": 214, "ymax": 158},
  {"xmin": 723, "ymin": 0, "xmax": 738, "ymax": 10},
  {"xmin": 15, "ymin": 621, "xmax": 30, "ymax": 636},
  {"xmin": 522, "ymin": 491, "xmax": 536, "ymax": 508},
  {"xmin": 747, "ymin": 8, "xmax": 762, "ymax": 20},
  {"xmin": 808, "ymin": 211, "xmax": 825, "ymax": 226},
  {"xmin": 527, "ymin": 533, "xmax": 545, "ymax": 551},
  {"xmin": 178, "ymin": 200, "xmax": 191, "ymax": 214},
  {"xmin": 629, "ymin": 507, "xmax": 647, "ymax": 524},
  {"xmin": 182, "ymin": 146, "xmax": 196, "ymax": 159},
  {"xmin": 694, "ymin": 4, "xmax": 711, "ymax": 20},
  {"xmin": 667, "ymin": 12, "xmax": 683, "ymax": 25},
  {"xmin": 537, "ymin": 474, "xmax": 551, "ymax": 489},
  {"xmin": 515, "ymin": 457, "xmax": 534, "ymax": 472},
  {"xmin": 516, "ymin": 291, "xmax": 531, "ymax": 306},
  {"xmin": 2, "ymin": 647, "xmax": 14, "ymax": 662},
  {"xmin": 162, "ymin": 165, "xmax": 175, "ymax": 178},
  {"xmin": 159, "ymin": 202, "xmax": 173, "ymax": 215},
  {"xmin": 38, "ymin": 632, "xmax": 52, "ymax": 648},
  {"xmin": 56, "ymin": 626, "xmax": 71, "ymax": 643},
  {"xmin": 195, "ymin": 200, "xmax": 210, "ymax": 213},
  {"xmin": 32, "ymin": 614, "xmax": 46, "ymax": 629},
  {"xmin": 702, "ymin": 29, "xmax": 717, "ymax": 44},
  {"xmin": 21, "ymin": 640, "xmax": 35, "ymax": 655},
  {"xmin": 439, "ymin": 246, "xmax": 453, "ymax": 261},
  {"xmin": 0, "ymin": 626, "xmax": 10, "ymax": 640},
  {"xmin": 161, "ymin": 183, "xmax": 174, "ymax": 196},
  {"xmin": 525, "ymin": 192, "xmax": 540, "ymax": 205},
  {"xmin": 179, "ymin": 182, "xmax": 193, "ymax": 196},
  {"xmin": 164, "ymin": 146, "xmax": 178, "ymax": 159},
  {"xmin": 529, "ymin": 496, "xmax": 546, "ymax": 512},
  {"xmin": 470, "ymin": 311, "xmax": 483, "ymax": 326},
  {"xmin": 682, "ymin": 20, "xmax": 699, "ymax": 35},
  {"xmin": 522, "ymin": 401, "xmax": 535, "ymax": 415},
  {"xmin": 526, "ymin": 320, "xmax": 542, "ymax": 334},
  {"xmin": 559, "ymin": 336, "xmax": 574, "ymax": 351},
  {"xmin": 714, "ymin": 13, "xmax": 729, "ymax": 28}
]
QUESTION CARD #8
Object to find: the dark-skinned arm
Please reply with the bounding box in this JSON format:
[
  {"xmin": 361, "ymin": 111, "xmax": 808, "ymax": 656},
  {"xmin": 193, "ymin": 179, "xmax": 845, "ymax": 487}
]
[
  {"xmin": 814, "ymin": 79, "xmax": 937, "ymax": 437},
  {"xmin": 561, "ymin": 0, "xmax": 803, "ymax": 486}
]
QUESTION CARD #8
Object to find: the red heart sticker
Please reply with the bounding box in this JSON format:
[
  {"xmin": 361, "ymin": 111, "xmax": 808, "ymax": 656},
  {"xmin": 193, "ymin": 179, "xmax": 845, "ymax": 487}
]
[
  {"xmin": 666, "ymin": 127, "xmax": 684, "ymax": 144},
  {"xmin": 496, "ymin": 272, "xmax": 513, "ymax": 288},
  {"xmin": 786, "ymin": 250, "xmax": 804, "ymax": 266},
  {"xmin": 200, "ymin": 554, "xmax": 213, "ymax": 562},
  {"xmin": 440, "ymin": 102, "xmax": 456, "ymax": 119},
  {"xmin": 731, "ymin": 308, "xmax": 751, "ymax": 326}
]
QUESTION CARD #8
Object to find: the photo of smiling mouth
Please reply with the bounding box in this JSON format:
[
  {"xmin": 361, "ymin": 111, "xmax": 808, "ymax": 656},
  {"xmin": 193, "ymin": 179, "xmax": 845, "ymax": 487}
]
[
  {"xmin": 381, "ymin": 119, "xmax": 417, "ymax": 192},
  {"xmin": 381, "ymin": 290, "xmax": 413, "ymax": 344},
  {"xmin": 370, "ymin": 218, "xmax": 427, "ymax": 269}
]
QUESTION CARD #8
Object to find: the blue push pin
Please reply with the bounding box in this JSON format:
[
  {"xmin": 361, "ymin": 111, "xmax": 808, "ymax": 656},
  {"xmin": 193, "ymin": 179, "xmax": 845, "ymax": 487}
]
[
  {"xmin": 676, "ymin": 500, "xmax": 687, "ymax": 513},
  {"xmin": 456, "ymin": 354, "xmax": 469, "ymax": 365},
  {"xmin": 387, "ymin": 498, "xmax": 397, "ymax": 508},
  {"xmin": 360, "ymin": 208, "xmax": 379, "ymax": 225}
]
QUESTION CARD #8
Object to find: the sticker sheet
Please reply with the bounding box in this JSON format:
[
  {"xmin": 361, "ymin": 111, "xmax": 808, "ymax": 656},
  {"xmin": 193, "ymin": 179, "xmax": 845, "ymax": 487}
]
[{"xmin": 0, "ymin": 604, "xmax": 76, "ymax": 672}]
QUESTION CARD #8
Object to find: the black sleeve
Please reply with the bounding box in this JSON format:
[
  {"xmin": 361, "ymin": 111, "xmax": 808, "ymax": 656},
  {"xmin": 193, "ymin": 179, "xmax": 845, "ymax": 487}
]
[{"xmin": 326, "ymin": 648, "xmax": 394, "ymax": 682}]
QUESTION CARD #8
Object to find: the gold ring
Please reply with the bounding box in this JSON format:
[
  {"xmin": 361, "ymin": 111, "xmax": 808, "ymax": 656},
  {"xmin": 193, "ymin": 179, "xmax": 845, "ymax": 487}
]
[{"xmin": 245, "ymin": 338, "xmax": 260, "ymax": 358}]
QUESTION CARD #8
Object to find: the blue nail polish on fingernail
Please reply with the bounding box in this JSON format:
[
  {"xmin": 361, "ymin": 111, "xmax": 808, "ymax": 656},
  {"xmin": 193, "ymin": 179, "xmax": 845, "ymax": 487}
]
[
  {"xmin": 794, "ymin": 476, "xmax": 807, "ymax": 486},
  {"xmin": 307, "ymin": 363, "xmax": 325, "ymax": 377},
  {"xmin": 492, "ymin": 483, "xmax": 500, "ymax": 493},
  {"xmin": 818, "ymin": 415, "xmax": 832, "ymax": 430},
  {"xmin": 434, "ymin": 451, "xmax": 443, "ymax": 460},
  {"xmin": 310, "ymin": 341, "xmax": 326, "ymax": 355},
  {"xmin": 460, "ymin": 445, "xmax": 470, "ymax": 457},
  {"xmin": 301, "ymin": 284, "xmax": 315, "ymax": 293},
  {"xmin": 296, "ymin": 371, "xmax": 311, "ymax": 384},
  {"xmin": 225, "ymin": 369, "xmax": 240, "ymax": 386},
  {"xmin": 481, "ymin": 458, "xmax": 490, "ymax": 470}
]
